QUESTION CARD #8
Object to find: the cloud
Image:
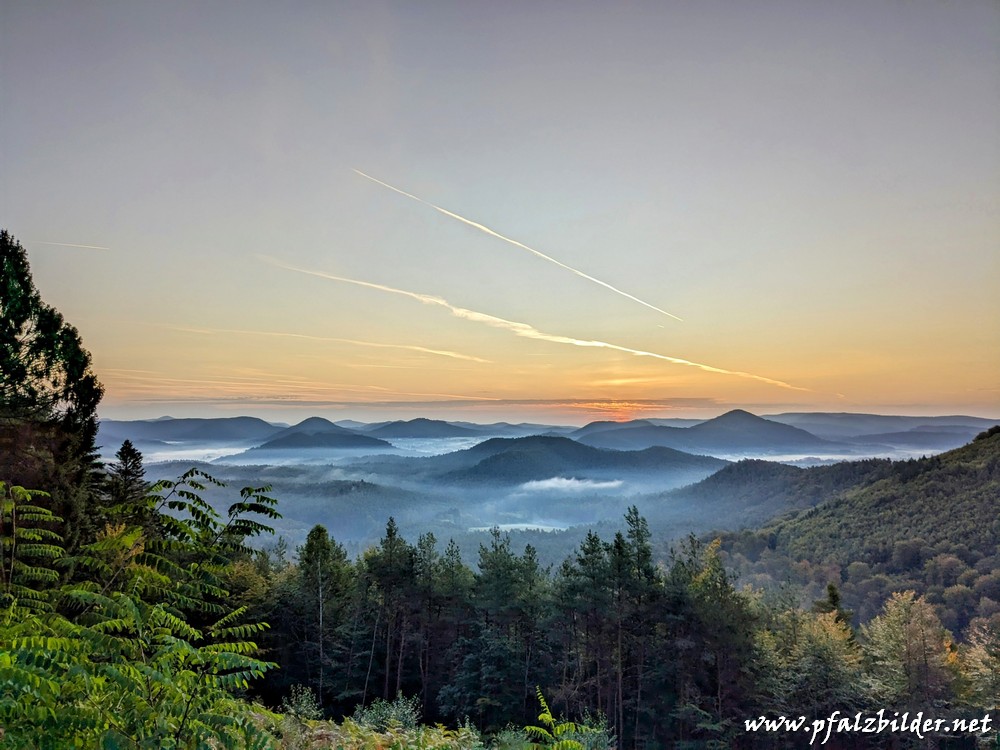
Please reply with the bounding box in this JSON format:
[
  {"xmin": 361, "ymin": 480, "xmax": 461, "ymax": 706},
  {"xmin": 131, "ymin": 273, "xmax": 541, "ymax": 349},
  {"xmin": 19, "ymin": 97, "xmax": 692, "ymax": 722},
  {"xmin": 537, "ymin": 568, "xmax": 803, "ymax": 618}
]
[
  {"xmin": 102, "ymin": 366, "xmax": 498, "ymax": 403},
  {"xmin": 29, "ymin": 240, "xmax": 111, "ymax": 250},
  {"xmin": 165, "ymin": 324, "xmax": 490, "ymax": 363},
  {"xmin": 353, "ymin": 169, "xmax": 683, "ymax": 322},
  {"xmin": 261, "ymin": 256, "xmax": 810, "ymax": 393},
  {"xmin": 519, "ymin": 477, "xmax": 624, "ymax": 492}
]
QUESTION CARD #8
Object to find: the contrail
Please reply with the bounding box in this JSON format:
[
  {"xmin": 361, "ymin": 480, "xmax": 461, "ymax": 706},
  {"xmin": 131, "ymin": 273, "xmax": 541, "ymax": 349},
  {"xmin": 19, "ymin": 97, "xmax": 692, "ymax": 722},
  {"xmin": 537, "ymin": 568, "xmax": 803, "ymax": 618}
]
[
  {"xmin": 167, "ymin": 324, "xmax": 490, "ymax": 363},
  {"xmin": 262, "ymin": 256, "xmax": 808, "ymax": 392},
  {"xmin": 29, "ymin": 240, "xmax": 111, "ymax": 250},
  {"xmin": 352, "ymin": 169, "xmax": 683, "ymax": 322}
]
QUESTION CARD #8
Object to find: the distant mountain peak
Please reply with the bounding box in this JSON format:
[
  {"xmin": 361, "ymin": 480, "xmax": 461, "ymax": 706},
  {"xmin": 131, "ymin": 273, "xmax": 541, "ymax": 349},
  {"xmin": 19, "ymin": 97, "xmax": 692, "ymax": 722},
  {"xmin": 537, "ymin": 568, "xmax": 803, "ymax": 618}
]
[
  {"xmin": 368, "ymin": 419, "xmax": 480, "ymax": 438},
  {"xmin": 713, "ymin": 409, "xmax": 761, "ymax": 422},
  {"xmin": 293, "ymin": 416, "xmax": 339, "ymax": 429},
  {"xmin": 271, "ymin": 417, "xmax": 360, "ymax": 439}
]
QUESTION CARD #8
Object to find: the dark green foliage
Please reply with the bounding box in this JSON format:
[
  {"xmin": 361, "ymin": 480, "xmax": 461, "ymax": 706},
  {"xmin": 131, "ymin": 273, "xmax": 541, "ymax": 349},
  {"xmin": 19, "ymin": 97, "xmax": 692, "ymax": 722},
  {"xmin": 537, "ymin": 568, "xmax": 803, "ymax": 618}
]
[
  {"xmin": 0, "ymin": 230, "xmax": 102, "ymax": 426},
  {"xmin": 0, "ymin": 472, "xmax": 282, "ymax": 748},
  {"xmin": 106, "ymin": 439, "xmax": 148, "ymax": 512},
  {"xmin": 0, "ymin": 482, "xmax": 64, "ymax": 613},
  {"xmin": 776, "ymin": 433, "xmax": 999, "ymax": 564},
  {"xmin": 289, "ymin": 524, "xmax": 353, "ymax": 706},
  {"xmin": 812, "ymin": 582, "xmax": 854, "ymax": 626},
  {"xmin": 0, "ymin": 229, "xmax": 104, "ymax": 551}
]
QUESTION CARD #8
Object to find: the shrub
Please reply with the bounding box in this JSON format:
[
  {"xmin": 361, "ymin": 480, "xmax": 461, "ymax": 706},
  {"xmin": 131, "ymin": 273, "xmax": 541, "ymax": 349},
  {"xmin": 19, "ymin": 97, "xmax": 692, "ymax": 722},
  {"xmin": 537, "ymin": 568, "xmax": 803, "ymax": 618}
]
[
  {"xmin": 282, "ymin": 684, "xmax": 323, "ymax": 721},
  {"xmin": 351, "ymin": 693, "xmax": 422, "ymax": 731}
]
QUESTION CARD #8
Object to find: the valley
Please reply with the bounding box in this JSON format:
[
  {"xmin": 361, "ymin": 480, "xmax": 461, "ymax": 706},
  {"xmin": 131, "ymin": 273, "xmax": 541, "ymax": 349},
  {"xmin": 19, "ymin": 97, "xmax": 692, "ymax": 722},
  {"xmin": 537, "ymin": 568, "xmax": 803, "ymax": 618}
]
[{"xmin": 98, "ymin": 410, "xmax": 999, "ymax": 568}]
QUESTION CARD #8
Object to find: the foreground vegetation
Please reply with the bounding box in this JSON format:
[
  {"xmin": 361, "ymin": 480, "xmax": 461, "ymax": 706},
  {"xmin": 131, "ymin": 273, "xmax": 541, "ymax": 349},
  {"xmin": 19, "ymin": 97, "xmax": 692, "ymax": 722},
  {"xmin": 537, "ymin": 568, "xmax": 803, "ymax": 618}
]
[{"xmin": 2, "ymin": 228, "xmax": 998, "ymax": 748}]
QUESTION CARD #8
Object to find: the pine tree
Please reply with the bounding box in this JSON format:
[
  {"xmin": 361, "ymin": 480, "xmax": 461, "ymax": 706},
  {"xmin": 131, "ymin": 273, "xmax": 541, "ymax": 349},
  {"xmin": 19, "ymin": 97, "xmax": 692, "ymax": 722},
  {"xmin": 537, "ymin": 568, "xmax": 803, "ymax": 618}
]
[
  {"xmin": 297, "ymin": 524, "xmax": 351, "ymax": 705},
  {"xmin": 107, "ymin": 439, "xmax": 146, "ymax": 501},
  {"xmin": 363, "ymin": 517, "xmax": 416, "ymax": 701},
  {"xmin": 812, "ymin": 582, "xmax": 855, "ymax": 627},
  {"xmin": 105, "ymin": 439, "xmax": 151, "ymax": 530}
]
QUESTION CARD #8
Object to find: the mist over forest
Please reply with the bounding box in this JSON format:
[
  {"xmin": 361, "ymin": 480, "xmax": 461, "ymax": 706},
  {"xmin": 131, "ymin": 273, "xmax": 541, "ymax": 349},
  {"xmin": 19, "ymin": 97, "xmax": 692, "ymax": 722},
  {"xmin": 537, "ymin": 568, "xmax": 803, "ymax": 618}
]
[{"xmin": 97, "ymin": 410, "xmax": 998, "ymax": 566}]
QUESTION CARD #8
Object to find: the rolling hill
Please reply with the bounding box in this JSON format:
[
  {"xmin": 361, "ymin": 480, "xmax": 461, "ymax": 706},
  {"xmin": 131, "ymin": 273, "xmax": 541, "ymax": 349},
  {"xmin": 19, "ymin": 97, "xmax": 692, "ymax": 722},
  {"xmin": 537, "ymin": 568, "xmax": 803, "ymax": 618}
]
[
  {"xmin": 637, "ymin": 456, "xmax": 894, "ymax": 532},
  {"xmin": 98, "ymin": 416, "xmax": 283, "ymax": 444},
  {"xmin": 717, "ymin": 427, "xmax": 1000, "ymax": 627},
  {"xmin": 765, "ymin": 426, "xmax": 1000, "ymax": 564},
  {"xmin": 251, "ymin": 431, "xmax": 392, "ymax": 450},
  {"xmin": 764, "ymin": 412, "xmax": 998, "ymax": 440},
  {"xmin": 366, "ymin": 418, "xmax": 483, "ymax": 438},
  {"xmin": 577, "ymin": 409, "xmax": 839, "ymax": 455},
  {"xmin": 355, "ymin": 435, "xmax": 728, "ymax": 487}
]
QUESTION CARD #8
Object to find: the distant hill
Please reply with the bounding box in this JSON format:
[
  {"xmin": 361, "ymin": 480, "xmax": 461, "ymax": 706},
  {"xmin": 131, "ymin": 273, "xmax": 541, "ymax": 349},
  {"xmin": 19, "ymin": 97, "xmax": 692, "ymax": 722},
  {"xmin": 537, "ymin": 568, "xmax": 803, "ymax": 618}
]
[
  {"xmin": 253, "ymin": 431, "xmax": 392, "ymax": 450},
  {"xmin": 645, "ymin": 418, "xmax": 706, "ymax": 428},
  {"xmin": 845, "ymin": 426, "xmax": 984, "ymax": 451},
  {"xmin": 431, "ymin": 435, "xmax": 728, "ymax": 485},
  {"xmin": 570, "ymin": 419, "xmax": 657, "ymax": 438},
  {"xmin": 333, "ymin": 419, "xmax": 371, "ymax": 430},
  {"xmin": 638, "ymin": 456, "xmax": 893, "ymax": 533},
  {"xmin": 450, "ymin": 421, "xmax": 578, "ymax": 437},
  {"xmin": 208, "ymin": 416, "xmax": 394, "ymax": 461},
  {"xmin": 764, "ymin": 412, "xmax": 998, "ymax": 440},
  {"xmin": 765, "ymin": 427, "xmax": 1000, "ymax": 564},
  {"xmin": 578, "ymin": 409, "xmax": 838, "ymax": 455},
  {"xmin": 146, "ymin": 460, "xmax": 449, "ymax": 543},
  {"xmin": 367, "ymin": 418, "xmax": 483, "ymax": 438},
  {"xmin": 98, "ymin": 416, "xmax": 283, "ymax": 444},
  {"xmin": 569, "ymin": 418, "xmax": 705, "ymax": 439},
  {"xmin": 267, "ymin": 416, "xmax": 361, "ymax": 441}
]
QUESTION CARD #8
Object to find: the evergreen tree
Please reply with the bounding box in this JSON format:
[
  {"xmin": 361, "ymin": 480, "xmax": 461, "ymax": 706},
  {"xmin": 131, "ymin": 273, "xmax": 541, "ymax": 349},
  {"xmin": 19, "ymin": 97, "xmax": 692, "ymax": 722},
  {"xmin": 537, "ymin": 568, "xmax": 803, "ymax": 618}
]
[
  {"xmin": 664, "ymin": 537, "xmax": 758, "ymax": 746},
  {"xmin": 105, "ymin": 439, "xmax": 151, "ymax": 530},
  {"xmin": 107, "ymin": 439, "xmax": 146, "ymax": 502},
  {"xmin": 298, "ymin": 524, "xmax": 352, "ymax": 705},
  {"xmin": 812, "ymin": 582, "xmax": 855, "ymax": 627},
  {"xmin": 553, "ymin": 530, "xmax": 613, "ymax": 717},
  {"xmin": 363, "ymin": 517, "xmax": 416, "ymax": 701}
]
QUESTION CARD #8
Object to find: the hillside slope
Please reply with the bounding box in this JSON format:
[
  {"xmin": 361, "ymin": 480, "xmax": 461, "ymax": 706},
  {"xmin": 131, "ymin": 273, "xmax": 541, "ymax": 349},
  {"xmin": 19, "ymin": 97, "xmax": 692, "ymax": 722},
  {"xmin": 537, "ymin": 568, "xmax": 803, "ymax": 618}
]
[
  {"xmin": 356, "ymin": 435, "xmax": 728, "ymax": 486},
  {"xmin": 579, "ymin": 409, "xmax": 840, "ymax": 455},
  {"xmin": 637, "ymin": 456, "xmax": 893, "ymax": 534},
  {"xmin": 770, "ymin": 427, "xmax": 1000, "ymax": 563},
  {"xmin": 720, "ymin": 427, "xmax": 1000, "ymax": 629}
]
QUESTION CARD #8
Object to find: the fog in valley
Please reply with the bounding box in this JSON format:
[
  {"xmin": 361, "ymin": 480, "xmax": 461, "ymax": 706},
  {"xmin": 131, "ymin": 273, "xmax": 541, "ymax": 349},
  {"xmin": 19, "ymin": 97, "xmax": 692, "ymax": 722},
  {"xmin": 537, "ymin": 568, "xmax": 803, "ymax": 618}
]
[{"xmin": 97, "ymin": 411, "xmax": 996, "ymax": 567}]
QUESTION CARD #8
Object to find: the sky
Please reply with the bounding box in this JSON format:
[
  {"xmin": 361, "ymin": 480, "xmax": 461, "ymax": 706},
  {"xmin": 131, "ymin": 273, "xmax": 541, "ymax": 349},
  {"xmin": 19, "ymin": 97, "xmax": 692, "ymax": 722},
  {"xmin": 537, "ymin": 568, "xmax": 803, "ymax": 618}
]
[{"xmin": 2, "ymin": 1, "xmax": 998, "ymax": 425}]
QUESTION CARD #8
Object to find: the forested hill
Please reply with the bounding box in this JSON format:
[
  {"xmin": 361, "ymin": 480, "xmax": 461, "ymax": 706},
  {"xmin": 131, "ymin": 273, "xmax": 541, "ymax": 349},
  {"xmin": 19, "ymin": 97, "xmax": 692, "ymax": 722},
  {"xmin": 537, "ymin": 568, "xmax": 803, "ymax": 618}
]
[
  {"xmin": 640, "ymin": 455, "xmax": 894, "ymax": 530},
  {"xmin": 721, "ymin": 426, "xmax": 1000, "ymax": 628},
  {"xmin": 444, "ymin": 435, "xmax": 727, "ymax": 484},
  {"xmin": 770, "ymin": 426, "xmax": 1000, "ymax": 563},
  {"xmin": 351, "ymin": 434, "xmax": 727, "ymax": 486}
]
